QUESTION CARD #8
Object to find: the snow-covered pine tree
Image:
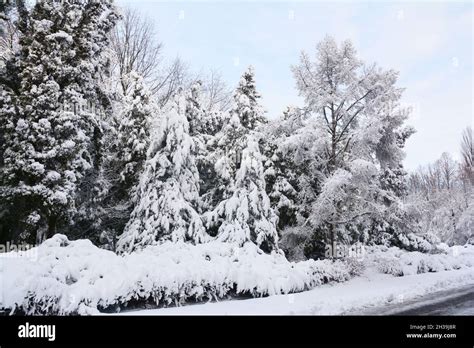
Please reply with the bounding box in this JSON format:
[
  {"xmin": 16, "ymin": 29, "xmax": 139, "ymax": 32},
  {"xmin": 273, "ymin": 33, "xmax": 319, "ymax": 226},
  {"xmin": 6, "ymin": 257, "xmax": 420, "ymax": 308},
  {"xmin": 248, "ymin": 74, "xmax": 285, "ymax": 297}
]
[
  {"xmin": 232, "ymin": 65, "xmax": 267, "ymax": 129},
  {"xmin": 209, "ymin": 136, "xmax": 278, "ymax": 252},
  {"xmin": 213, "ymin": 66, "xmax": 267, "ymax": 199},
  {"xmin": 83, "ymin": 71, "xmax": 157, "ymax": 248},
  {"xmin": 186, "ymin": 80, "xmax": 207, "ymax": 136},
  {"xmin": 186, "ymin": 80, "xmax": 228, "ymax": 137},
  {"xmin": 0, "ymin": 0, "xmax": 118, "ymax": 243},
  {"xmin": 117, "ymin": 92, "xmax": 207, "ymax": 253},
  {"xmin": 69, "ymin": 1, "xmax": 124, "ymax": 242},
  {"xmin": 115, "ymin": 72, "xmax": 155, "ymax": 196},
  {"xmin": 262, "ymin": 106, "xmax": 312, "ymax": 231},
  {"xmin": 205, "ymin": 66, "xmax": 278, "ymax": 252},
  {"xmin": 184, "ymin": 81, "xmax": 229, "ymax": 217}
]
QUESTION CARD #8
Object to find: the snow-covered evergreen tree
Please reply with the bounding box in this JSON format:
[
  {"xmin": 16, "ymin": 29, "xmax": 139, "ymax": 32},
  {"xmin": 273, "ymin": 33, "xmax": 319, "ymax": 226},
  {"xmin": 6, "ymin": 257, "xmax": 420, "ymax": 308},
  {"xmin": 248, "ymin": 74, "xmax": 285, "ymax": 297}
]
[
  {"xmin": 117, "ymin": 92, "xmax": 207, "ymax": 253},
  {"xmin": 263, "ymin": 106, "xmax": 315, "ymax": 231},
  {"xmin": 232, "ymin": 66, "xmax": 266, "ymax": 129},
  {"xmin": 213, "ymin": 66, "xmax": 267, "ymax": 197},
  {"xmin": 78, "ymin": 71, "xmax": 157, "ymax": 248},
  {"xmin": 187, "ymin": 80, "xmax": 211, "ymax": 136},
  {"xmin": 115, "ymin": 71, "xmax": 155, "ymax": 195},
  {"xmin": 184, "ymin": 81, "xmax": 227, "ymax": 215},
  {"xmin": 204, "ymin": 66, "xmax": 278, "ymax": 252},
  {"xmin": 208, "ymin": 136, "xmax": 278, "ymax": 252},
  {"xmin": 186, "ymin": 79, "xmax": 229, "ymax": 138},
  {"xmin": 0, "ymin": 0, "xmax": 119, "ymax": 243}
]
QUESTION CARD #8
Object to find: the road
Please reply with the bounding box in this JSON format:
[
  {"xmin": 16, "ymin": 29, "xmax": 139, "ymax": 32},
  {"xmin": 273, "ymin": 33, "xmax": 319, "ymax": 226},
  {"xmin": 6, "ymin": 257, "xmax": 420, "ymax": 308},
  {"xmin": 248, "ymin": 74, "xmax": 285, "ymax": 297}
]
[{"xmin": 358, "ymin": 284, "xmax": 474, "ymax": 315}]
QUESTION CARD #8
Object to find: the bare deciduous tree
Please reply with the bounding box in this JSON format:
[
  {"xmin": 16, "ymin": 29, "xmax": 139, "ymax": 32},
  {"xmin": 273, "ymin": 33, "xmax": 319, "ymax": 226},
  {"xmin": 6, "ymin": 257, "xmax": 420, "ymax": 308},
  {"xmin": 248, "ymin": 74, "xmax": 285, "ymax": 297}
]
[
  {"xmin": 201, "ymin": 69, "xmax": 232, "ymax": 112},
  {"xmin": 437, "ymin": 152, "xmax": 456, "ymax": 190},
  {"xmin": 109, "ymin": 7, "xmax": 163, "ymax": 94},
  {"xmin": 460, "ymin": 126, "xmax": 473, "ymax": 185},
  {"xmin": 154, "ymin": 57, "xmax": 190, "ymax": 107},
  {"xmin": 109, "ymin": 7, "xmax": 189, "ymax": 106},
  {"xmin": 109, "ymin": 8, "xmax": 235, "ymax": 111}
]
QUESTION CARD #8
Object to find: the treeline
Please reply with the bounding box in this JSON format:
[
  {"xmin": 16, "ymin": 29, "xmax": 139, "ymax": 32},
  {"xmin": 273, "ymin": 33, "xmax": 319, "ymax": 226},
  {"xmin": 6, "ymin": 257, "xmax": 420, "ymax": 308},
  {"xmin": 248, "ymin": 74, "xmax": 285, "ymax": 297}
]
[
  {"xmin": 0, "ymin": 1, "xmax": 230, "ymax": 246},
  {"xmin": 0, "ymin": 1, "xmax": 472, "ymax": 259},
  {"xmin": 406, "ymin": 130, "xmax": 473, "ymax": 245}
]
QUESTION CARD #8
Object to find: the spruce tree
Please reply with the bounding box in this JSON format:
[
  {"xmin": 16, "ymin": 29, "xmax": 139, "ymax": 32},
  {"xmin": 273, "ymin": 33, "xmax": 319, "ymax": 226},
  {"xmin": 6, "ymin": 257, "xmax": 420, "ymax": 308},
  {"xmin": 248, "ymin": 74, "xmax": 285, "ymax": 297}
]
[
  {"xmin": 115, "ymin": 72, "xmax": 155, "ymax": 196},
  {"xmin": 209, "ymin": 136, "xmax": 278, "ymax": 252},
  {"xmin": 76, "ymin": 71, "xmax": 156, "ymax": 248},
  {"xmin": 205, "ymin": 66, "xmax": 279, "ymax": 252},
  {"xmin": 233, "ymin": 66, "xmax": 266, "ymax": 129},
  {"xmin": 212, "ymin": 66, "xmax": 267, "ymax": 199},
  {"xmin": 184, "ymin": 81, "xmax": 228, "ymax": 215},
  {"xmin": 117, "ymin": 92, "xmax": 207, "ymax": 253}
]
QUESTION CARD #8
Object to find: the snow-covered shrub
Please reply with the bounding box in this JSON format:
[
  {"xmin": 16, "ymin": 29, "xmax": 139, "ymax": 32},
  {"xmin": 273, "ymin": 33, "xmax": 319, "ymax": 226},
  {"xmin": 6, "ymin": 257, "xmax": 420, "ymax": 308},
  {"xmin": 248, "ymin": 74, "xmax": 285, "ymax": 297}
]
[
  {"xmin": 345, "ymin": 258, "xmax": 366, "ymax": 277},
  {"xmin": 2, "ymin": 235, "xmax": 473, "ymax": 315},
  {"xmin": 455, "ymin": 199, "xmax": 474, "ymax": 245},
  {"xmin": 1, "ymin": 235, "xmax": 354, "ymax": 315},
  {"xmin": 365, "ymin": 244, "xmax": 474, "ymax": 277},
  {"xmin": 376, "ymin": 258, "xmax": 405, "ymax": 277},
  {"xmin": 391, "ymin": 233, "xmax": 436, "ymax": 253}
]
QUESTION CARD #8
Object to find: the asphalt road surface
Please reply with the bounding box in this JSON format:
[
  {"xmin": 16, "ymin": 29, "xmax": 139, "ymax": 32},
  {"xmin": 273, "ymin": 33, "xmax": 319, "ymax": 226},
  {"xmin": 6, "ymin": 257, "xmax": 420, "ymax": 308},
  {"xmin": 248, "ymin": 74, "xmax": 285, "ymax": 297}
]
[{"xmin": 358, "ymin": 284, "xmax": 474, "ymax": 315}]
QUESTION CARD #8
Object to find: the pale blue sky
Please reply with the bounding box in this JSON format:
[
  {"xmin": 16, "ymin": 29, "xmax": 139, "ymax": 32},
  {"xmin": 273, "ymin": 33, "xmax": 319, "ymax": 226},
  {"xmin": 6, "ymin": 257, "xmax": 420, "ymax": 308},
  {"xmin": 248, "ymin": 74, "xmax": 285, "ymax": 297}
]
[{"xmin": 116, "ymin": 0, "xmax": 473, "ymax": 170}]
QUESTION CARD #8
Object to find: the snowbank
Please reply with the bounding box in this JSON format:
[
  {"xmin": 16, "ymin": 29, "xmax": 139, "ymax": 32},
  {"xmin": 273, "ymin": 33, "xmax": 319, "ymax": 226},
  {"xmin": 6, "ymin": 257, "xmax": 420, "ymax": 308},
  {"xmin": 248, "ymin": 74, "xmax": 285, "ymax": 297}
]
[
  {"xmin": 0, "ymin": 235, "xmax": 353, "ymax": 315},
  {"xmin": 126, "ymin": 268, "xmax": 474, "ymax": 315},
  {"xmin": 1, "ymin": 235, "xmax": 472, "ymax": 315}
]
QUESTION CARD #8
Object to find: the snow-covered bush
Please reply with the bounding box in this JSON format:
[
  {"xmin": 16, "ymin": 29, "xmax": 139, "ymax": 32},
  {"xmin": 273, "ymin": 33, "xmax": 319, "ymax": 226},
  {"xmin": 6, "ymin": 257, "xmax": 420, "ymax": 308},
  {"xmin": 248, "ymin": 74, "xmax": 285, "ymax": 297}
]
[
  {"xmin": 377, "ymin": 258, "xmax": 405, "ymax": 277},
  {"xmin": 1, "ymin": 235, "xmax": 353, "ymax": 315},
  {"xmin": 366, "ymin": 244, "xmax": 474, "ymax": 277},
  {"xmin": 391, "ymin": 233, "xmax": 436, "ymax": 253}
]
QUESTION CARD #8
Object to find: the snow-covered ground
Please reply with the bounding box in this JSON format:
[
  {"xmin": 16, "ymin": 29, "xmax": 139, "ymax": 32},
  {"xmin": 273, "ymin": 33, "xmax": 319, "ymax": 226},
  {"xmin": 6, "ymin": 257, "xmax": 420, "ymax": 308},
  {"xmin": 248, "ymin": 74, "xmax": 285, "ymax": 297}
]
[{"xmin": 118, "ymin": 267, "xmax": 474, "ymax": 315}]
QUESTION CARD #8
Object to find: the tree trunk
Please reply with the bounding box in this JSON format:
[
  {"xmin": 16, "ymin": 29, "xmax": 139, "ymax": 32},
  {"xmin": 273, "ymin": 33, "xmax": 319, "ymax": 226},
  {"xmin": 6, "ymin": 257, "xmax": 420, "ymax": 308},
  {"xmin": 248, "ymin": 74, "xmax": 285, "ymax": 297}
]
[
  {"xmin": 47, "ymin": 215, "xmax": 57, "ymax": 240},
  {"xmin": 329, "ymin": 106, "xmax": 337, "ymax": 173},
  {"xmin": 329, "ymin": 224, "xmax": 336, "ymax": 258}
]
